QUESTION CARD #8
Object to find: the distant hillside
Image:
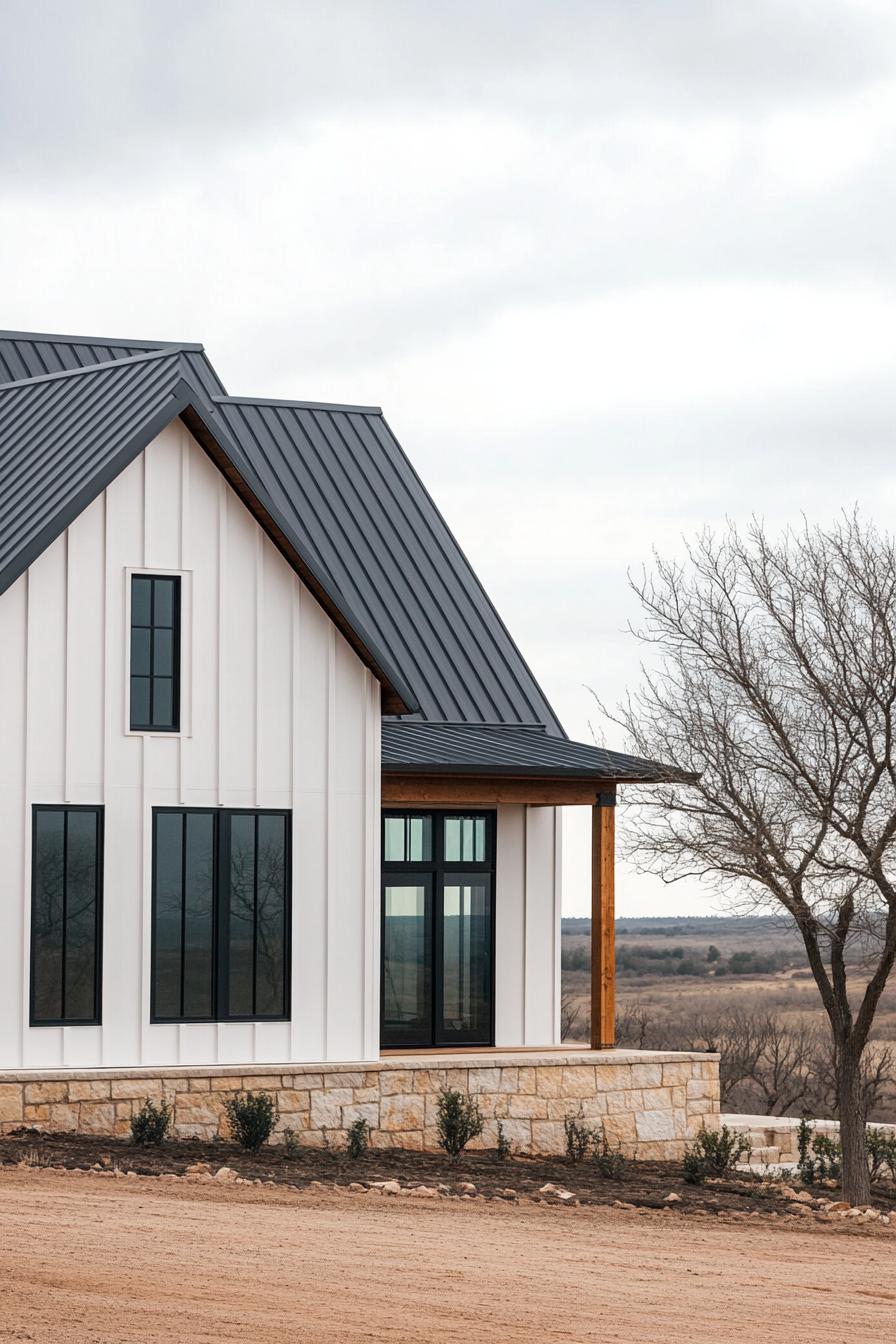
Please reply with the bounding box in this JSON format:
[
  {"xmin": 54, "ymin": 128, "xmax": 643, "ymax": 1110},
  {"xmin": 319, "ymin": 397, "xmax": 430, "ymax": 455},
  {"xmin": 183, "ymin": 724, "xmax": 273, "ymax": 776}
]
[
  {"xmin": 562, "ymin": 915, "xmax": 797, "ymax": 937},
  {"xmin": 562, "ymin": 914, "xmax": 807, "ymax": 979}
]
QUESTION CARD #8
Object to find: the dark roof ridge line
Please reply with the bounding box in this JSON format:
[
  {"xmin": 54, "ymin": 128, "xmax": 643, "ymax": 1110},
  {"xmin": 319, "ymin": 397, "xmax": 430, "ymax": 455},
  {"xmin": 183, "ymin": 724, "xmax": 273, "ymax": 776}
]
[
  {"xmin": 214, "ymin": 394, "xmax": 383, "ymax": 415},
  {"xmin": 0, "ymin": 346, "xmax": 194, "ymax": 392},
  {"xmin": 0, "ymin": 327, "xmax": 204, "ymax": 351}
]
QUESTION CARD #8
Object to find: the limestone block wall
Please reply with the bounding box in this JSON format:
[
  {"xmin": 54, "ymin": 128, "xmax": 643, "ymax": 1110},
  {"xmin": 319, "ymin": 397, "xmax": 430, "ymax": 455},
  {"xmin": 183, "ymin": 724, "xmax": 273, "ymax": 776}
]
[
  {"xmin": 724, "ymin": 1113, "xmax": 896, "ymax": 1168},
  {"xmin": 0, "ymin": 1050, "xmax": 719, "ymax": 1160}
]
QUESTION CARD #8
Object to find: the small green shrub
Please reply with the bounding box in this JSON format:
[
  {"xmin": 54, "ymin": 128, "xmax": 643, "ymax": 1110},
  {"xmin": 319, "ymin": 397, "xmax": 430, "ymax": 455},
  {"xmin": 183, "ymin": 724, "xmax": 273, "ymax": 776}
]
[
  {"xmin": 797, "ymin": 1118, "xmax": 842, "ymax": 1184},
  {"xmin": 495, "ymin": 1120, "xmax": 511, "ymax": 1160},
  {"xmin": 796, "ymin": 1116, "xmax": 813, "ymax": 1179},
  {"xmin": 223, "ymin": 1091, "xmax": 276, "ymax": 1151},
  {"xmin": 347, "ymin": 1117, "xmax": 371, "ymax": 1159},
  {"xmin": 592, "ymin": 1124, "xmax": 626, "ymax": 1180},
  {"xmin": 282, "ymin": 1127, "xmax": 300, "ymax": 1158},
  {"xmin": 682, "ymin": 1124, "xmax": 750, "ymax": 1185},
  {"xmin": 866, "ymin": 1127, "xmax": 896, "ymax": 1183},
  {"xmin": 436, "ymin": 1089, "xmax": 484, "ymax": 1159},
  {"xmin": 812, "ymin": 1133, "xmax": 842, "ymax": 1182},
  {"xmin": 130, "ymin": 1099, "xmax": 172, "ymax": 1146},
  {"xmin": 564, "ymin": 1112, "xmax": 595, "ymax": 1163},
  {"xmin": 798, "ymin": 1119, "xmax": 896, "ymax": 1186}
]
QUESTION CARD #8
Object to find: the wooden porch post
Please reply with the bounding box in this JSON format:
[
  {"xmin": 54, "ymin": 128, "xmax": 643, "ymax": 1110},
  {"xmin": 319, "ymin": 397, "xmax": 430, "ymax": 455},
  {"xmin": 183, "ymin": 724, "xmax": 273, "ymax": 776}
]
[{"xmin": 590, "ymin": 790, "xmax": 616, "ymax": 1049}]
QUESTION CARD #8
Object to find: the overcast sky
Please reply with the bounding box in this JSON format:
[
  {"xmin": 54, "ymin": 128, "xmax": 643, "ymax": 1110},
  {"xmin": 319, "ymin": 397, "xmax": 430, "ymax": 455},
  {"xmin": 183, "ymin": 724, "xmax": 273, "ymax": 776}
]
[{"xmin": 3, "ymin": 0, "xmax": 896, "ymax": 916}]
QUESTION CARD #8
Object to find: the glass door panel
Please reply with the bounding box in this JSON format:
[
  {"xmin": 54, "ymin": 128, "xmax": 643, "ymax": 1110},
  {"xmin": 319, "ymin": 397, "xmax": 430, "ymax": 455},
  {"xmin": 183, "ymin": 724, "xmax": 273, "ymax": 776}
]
[
  {"xmin": 381, "ymin": 878, "xmax": 432, "ymax": 1047},
  {"xmin": 439, "ymin": 875, "xmax": 492, "ymax": 1044}
]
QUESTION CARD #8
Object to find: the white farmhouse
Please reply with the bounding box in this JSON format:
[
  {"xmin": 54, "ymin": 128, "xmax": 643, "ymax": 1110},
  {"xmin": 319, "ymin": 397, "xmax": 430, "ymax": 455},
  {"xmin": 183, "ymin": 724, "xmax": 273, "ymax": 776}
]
[{"xmin": 0, "ymin": 330, "xmax": 717, "ymax": 1153}]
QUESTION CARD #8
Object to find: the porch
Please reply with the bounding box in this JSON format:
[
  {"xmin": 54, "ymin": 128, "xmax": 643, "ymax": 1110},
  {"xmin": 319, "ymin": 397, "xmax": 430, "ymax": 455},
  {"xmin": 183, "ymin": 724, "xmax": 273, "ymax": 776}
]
[{"xmin": 381, "ymin": 772, "xmax": 622, "ymax": 1052}]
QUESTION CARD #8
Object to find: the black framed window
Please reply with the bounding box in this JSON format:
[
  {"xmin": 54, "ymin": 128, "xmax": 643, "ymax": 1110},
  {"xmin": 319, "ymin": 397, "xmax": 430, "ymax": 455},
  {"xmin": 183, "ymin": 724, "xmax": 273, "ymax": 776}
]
[
  {"xmin": 130, "ymin": 574, "xmax": 180, "ymax": 731},
  {"xmin": 381, "ymin": 810, "xmax": 495, "ymax": 1049},
  {"xmin": 152, "ymin": 808, "xmax": 290, "ymax": 1023},
  {"xmin": 31, "ymin": 806, "xmax": 103, "ymax": 1026}
]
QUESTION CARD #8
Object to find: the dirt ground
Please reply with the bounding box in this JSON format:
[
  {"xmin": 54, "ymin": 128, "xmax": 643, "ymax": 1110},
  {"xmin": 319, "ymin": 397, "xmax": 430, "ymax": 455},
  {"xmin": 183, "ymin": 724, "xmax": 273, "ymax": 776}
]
[
  {"xmin": 0, "ymin": 1168, "xmax": 893, "ymax": 1343},
  {"xmin": 4, "ymin": 1130, "xmax": 896, "ymax": 1216},
  {"xmin": 6, "ymin": 1129, "xmax": 896, "ymax": 1220}
]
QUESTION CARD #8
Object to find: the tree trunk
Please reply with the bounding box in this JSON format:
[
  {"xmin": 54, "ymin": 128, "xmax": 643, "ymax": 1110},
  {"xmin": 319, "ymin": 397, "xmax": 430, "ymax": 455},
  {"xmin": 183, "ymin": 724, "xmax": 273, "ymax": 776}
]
[{"xmin": 838, "ymin": 1044, "xmax": 870, "ymax": 1206}]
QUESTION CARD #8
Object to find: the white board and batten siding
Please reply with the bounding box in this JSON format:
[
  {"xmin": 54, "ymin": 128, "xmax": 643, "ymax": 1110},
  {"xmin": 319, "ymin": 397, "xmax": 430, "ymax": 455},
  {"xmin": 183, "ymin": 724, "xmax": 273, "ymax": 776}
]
[
  {"xmin": 0, "ymin": 421, "xmax": 382, "ymax": 1070},
  {"xmin": 0, "ymin": 419, "xmax": 563, "ymax": 1071},
  {"xmin": 495, "ymin": 804, "xmax": 562, "ymax": 1047}
]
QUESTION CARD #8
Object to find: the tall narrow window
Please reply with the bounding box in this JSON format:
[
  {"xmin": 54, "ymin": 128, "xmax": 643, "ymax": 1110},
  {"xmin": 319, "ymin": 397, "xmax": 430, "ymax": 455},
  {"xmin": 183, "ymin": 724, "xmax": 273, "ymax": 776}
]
[
  {"xmin": 151, "ymin": 809, "xmax": 290, "ymax": 1023},
  {"xmin": 130, "ymin": 574, "xmax": 180, "ymax": 731},
  {"xmin": 31, "ymin": 806, "xmax": 103, "ymax": 1025}
]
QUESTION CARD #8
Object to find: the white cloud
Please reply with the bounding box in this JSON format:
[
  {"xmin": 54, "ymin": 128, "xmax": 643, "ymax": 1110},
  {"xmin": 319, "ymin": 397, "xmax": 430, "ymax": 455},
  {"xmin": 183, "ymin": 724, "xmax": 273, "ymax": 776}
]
[{"xmin": 2, "ymin": 0, "xmax": 896, "ymax": 914}]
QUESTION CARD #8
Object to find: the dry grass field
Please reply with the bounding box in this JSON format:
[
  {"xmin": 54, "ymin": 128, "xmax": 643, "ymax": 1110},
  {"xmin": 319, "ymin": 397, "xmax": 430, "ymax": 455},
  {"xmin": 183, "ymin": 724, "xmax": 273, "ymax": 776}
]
[
  {"xmin": 562, "ymin": 917, "xmax": 896, "ymax": 1122},
  {"xmin": 0, "ymin": 1168, "xmax": 893, "ymax": 1343}
]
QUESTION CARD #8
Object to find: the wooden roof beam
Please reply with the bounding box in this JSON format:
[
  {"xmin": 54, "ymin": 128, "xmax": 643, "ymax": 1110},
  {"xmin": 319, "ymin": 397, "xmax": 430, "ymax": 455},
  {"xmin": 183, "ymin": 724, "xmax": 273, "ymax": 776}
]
[{"xmin": 381, "ymin": 773, "xmax": 622, "ymax": 806}]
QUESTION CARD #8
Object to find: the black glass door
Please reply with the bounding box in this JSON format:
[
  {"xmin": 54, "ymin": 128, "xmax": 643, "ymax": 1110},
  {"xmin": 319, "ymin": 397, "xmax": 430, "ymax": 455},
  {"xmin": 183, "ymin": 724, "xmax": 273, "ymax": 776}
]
[
  {"xmin": 382, "ymin": 876, "xmax": 432, "ymax": 1046},
  {"xmin": 438, "ymin": 873, "xmax": 493, "ymax": 1044},
  {"xmin": 381, "ymin": 811, "xmax": 495, "ymax": 1049}
]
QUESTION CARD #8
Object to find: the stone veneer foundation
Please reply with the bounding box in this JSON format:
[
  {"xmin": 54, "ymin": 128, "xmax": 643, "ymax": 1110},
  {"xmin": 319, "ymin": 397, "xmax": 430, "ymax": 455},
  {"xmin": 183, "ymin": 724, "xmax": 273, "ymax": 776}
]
[
  {"xmin": 725, "ymin": 1113, "xmax": 896, "ymax": 1168},
  {"xmin": 0, "ymin": 1050, "xmax": 720, "ymax": 1160}
]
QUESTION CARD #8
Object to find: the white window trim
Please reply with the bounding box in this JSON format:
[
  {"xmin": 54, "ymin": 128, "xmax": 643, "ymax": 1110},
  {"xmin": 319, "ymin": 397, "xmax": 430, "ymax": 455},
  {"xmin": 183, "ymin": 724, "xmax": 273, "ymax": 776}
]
[{"xmin": 123, "ymin": 566, "xmax": 193, "ymax": 739}]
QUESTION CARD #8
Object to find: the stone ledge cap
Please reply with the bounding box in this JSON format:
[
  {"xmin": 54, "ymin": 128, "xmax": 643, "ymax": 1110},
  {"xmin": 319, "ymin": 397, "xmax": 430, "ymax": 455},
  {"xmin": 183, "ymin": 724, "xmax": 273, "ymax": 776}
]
[{"xmin": 0, "ymin": 1048, "xmax": 719, "ymax": 1085}]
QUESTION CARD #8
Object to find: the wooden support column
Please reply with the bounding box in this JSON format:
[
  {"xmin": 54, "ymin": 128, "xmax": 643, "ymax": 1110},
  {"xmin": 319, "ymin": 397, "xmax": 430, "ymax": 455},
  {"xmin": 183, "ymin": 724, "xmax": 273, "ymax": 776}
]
[{"xmin": 590, "ymin": 790, "xmax": 616, "ymax": 1049}]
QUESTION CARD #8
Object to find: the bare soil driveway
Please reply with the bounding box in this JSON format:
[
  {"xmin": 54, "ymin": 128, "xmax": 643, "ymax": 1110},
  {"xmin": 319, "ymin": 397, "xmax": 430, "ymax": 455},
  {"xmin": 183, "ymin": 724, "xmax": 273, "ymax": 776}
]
[{"xmin": 0, "ymin": 1169, "xmax": 891, "ymax": 1343}]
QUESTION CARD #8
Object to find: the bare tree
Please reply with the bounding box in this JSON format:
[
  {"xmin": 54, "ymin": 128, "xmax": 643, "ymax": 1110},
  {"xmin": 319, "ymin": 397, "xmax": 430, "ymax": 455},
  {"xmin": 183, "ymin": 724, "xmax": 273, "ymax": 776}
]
[
  {"xmin": 807, "ymin": 1036, "xmax": 896, "ymax": 1121},
  {"xmin": 615, "ymin": 1000, "xmax": 652, "ymax": 1050},
  {"xmin": 606, "ymin": 515, "xmax": 896, "ymax": 1203},
  {"xmin": 748, "ymin": 1016, "xmax": 819, "ymax": 1115},
  {"xmin": 560, "ymin": 990, "xmax": 584, "ymax": 1041},
  {"xmin": 613, "ymin": 1002, "xmax": 896, "ymax": 1122}
]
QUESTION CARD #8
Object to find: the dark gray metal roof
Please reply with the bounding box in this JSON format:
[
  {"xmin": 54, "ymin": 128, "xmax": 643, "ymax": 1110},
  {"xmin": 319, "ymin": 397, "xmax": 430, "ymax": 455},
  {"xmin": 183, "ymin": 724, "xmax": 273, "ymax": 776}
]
[
  {"xmin": 0, "ymin": 348, "xmax": 418, "ymax": 713},
  {"xmin": 382, "ymin": 721, "xmax": 673, "ymax": 782},
  {"xmin": 0, "ymin": 328, "xmax": 226, "ymax": 399},
  {"xmin": 0, "ymin": 329, "xmax": 562, "ymax": 732},
  {"xmin": 214, "ymin": 397, "xmax": 564, "ymax": 732},
  {"xmin": 0, "ymin": 328, "xmax": 679, "ymax": 781}
]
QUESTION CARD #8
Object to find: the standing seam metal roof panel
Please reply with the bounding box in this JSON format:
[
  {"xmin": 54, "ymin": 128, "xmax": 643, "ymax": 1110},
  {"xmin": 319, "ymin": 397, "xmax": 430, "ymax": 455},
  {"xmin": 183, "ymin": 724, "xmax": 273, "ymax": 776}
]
[
  {"xmin": 224, "ymin": 400, "xmax": 482, "ymax": 723},
  {"xmin": 214, "ymin": 397, "xmax": 565, "ymax": 733},
  {"xmin": 382, "ymin": 721, "xmax": 673, "ymax": 781},
  {"xmin": 221, "ymin": 401, "xmax": 450, "ymax": 713}
]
